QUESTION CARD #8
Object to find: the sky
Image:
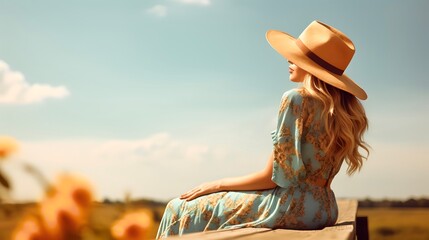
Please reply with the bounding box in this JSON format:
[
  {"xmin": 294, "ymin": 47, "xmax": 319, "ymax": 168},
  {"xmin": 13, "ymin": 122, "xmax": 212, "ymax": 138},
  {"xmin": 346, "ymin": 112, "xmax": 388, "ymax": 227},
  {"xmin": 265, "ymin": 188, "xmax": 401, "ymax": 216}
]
[{"xmin": 1, "ymin": 0, "xmax": 428, "ymax": 202}]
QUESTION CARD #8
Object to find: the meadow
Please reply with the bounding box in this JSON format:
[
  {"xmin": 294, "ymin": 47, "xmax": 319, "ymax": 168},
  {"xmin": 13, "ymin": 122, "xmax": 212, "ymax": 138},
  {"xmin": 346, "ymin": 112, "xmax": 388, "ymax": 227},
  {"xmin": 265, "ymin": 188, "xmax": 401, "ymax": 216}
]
[
  {"xmin": 357, "ymin": 207, "xmax": 429, "ymax": 240},
  {"xmin": 1, "ymin": 200, "xmax": 429, "ymax": 240},
  {"xmin": 0, "ymin": 199, "xmax": 166, "ymax": 240}
]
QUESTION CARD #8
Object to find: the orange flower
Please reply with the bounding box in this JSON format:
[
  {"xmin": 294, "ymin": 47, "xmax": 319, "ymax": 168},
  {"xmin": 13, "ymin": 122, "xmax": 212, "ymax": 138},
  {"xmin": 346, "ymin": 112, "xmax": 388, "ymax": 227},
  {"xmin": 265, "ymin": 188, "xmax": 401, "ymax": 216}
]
[
  {"xmin": 11, "ymin": 216, "xmax": 46, "ymax": 240},
  {"xmin": 39, "ymin": 174, "xmax": 94, "ymax": 240},
  {"xmin": 0, "ymin": 136, "xmax": 19, "ymax": 160},
  {"xmin": 11, "ymin": 173, "xmax": 94, "ymax": 240},
  {"xmin": 54, "ymin": 174, "xmax": 94, "ymax": 209},
  {"xmin": 39, "ymin": 195, "xmax": 86, "ymax": 240},
  {"xmin": 111, "ymin": 210, "xmax": 154, "ymax": 240}
]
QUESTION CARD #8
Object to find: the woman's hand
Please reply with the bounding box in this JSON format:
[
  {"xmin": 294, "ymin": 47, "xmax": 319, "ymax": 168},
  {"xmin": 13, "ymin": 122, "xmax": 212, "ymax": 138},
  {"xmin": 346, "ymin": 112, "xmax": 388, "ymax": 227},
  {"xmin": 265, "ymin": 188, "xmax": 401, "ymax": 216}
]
[{"xmin": 180, "ymin": 181, "xmax": 222, "ymax": 201}]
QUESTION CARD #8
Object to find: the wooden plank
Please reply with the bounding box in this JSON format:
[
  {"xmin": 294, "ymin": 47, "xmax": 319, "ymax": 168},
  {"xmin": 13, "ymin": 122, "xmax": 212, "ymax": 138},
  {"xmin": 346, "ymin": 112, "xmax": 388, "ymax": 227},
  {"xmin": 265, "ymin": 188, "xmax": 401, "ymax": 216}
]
[
  {"xmin": 167, "ymin": 225, "xmax": 355, "ymax": 240},
  {"xmin": 228, "ymin": 227, "xmax": 355, "ymax": 240},
  {"xmin": 166, "ymin": 199, "xmax": 358, "ymax": 240},
  {"xmin": 336, "ymin": 199, "xmax": 358, "ymax": 224},
  {"xmin": 166, "ymin": 228, "xmax": 272, "ymax": 240}
]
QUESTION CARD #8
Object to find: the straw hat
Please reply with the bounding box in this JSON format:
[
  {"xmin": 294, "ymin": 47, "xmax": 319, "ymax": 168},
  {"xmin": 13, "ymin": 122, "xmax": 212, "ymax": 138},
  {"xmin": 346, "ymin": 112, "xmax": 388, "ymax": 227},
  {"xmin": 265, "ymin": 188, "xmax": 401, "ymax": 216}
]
[{"xmin": 266, "ymin": 21, "xmax": 367, "ymax": 100}]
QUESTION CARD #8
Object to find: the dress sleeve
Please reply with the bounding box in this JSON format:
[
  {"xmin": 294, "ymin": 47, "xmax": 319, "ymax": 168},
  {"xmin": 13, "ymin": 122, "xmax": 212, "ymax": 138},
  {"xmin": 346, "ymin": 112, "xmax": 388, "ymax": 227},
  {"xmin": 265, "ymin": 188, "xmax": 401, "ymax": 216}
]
[{"xmin": 271, "ymin": 89, "xmax": 306, "ymax": 188}]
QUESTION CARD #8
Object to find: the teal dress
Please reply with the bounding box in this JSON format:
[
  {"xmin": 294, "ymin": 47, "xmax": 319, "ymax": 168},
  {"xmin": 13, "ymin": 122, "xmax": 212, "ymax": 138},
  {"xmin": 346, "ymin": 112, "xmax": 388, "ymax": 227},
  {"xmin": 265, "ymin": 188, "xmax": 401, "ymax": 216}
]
[{"xmin": 156, "ymin": 89, "xmax": 341, "ymax": 239}]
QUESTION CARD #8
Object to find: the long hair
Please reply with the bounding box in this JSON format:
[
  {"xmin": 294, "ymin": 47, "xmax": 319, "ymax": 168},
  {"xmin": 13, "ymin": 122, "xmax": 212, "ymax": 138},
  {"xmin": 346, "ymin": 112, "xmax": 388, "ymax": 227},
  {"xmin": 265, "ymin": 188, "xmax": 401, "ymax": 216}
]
[{"xmin": 301, "ymin": 75, "xmax": 370, "ymax": 175}]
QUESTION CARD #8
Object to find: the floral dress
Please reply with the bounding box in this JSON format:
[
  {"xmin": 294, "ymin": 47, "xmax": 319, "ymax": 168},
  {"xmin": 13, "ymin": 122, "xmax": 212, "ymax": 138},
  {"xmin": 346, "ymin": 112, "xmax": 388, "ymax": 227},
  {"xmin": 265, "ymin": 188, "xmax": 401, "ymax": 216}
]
[{"xmin": 156, "ymin": 89, "xmax": 341, "ymax": 239}]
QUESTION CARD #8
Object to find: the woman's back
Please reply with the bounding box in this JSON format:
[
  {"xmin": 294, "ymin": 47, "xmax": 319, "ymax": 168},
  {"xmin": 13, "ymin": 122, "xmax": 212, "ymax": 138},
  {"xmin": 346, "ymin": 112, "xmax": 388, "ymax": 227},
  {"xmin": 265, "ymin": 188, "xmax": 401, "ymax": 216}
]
[{"xmin": 270, "ymin": 88, "xmax": 340, "ymax": 229}]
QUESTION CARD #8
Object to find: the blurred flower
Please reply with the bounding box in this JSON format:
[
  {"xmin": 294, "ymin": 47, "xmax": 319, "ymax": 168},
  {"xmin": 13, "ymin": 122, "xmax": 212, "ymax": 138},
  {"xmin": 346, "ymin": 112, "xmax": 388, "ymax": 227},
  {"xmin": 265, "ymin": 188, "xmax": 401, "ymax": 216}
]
[
  {"xmin": 10, "ymin": 173, "xmax": 94, "ymax": 240},
  {"xmin": 37, "ymin": 173, "xmax": 94, "ymax": 240},
  {"xmin": 111, "ymin": 210, "xmax": 154, "ymax": 240},
  {"xmin": 39, "ymin": 195, "xmax": 86, "ymax": 239},
  {"xmin": 54, "ymin": 174, "xmax": 94, "ymax": 209},
  {"xmin": 0, "ymin": 136, "xmax": 19, "ymax": 160},
  {"xmin": 11, "ymin": 216, "xmax": 46, "ymax": 240}
]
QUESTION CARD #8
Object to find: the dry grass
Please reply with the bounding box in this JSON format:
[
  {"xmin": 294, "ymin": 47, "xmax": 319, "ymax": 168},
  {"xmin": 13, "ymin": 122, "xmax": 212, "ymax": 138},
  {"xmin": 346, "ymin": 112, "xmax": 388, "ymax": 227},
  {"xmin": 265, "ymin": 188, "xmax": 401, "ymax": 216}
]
[
  {"xmin": 0, "ymin": 203, "xmax": 38, "ymax": 240},
  {"xmin": 358, "ymin": 208, "xmax": 429, "ymax": 240},
  {"xmin": 0, "ymin": 201, "xmax": 166, "ymax": 240}
]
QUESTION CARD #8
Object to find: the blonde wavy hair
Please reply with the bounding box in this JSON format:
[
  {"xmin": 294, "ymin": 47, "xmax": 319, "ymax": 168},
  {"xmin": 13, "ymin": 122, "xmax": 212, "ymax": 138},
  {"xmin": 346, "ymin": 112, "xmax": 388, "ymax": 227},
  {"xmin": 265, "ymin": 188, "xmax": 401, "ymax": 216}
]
[{"xmin": 301, "ymin": 75, "xmax": 370, "ymax": 175}]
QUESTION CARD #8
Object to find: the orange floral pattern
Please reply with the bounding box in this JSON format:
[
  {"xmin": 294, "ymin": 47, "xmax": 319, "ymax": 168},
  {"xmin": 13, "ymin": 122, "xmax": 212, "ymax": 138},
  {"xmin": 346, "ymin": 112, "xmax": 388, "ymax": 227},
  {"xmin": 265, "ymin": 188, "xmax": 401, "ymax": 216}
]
[{"xmin": 156, "ymin": 89, "xmax": 341, "ymax": 239}]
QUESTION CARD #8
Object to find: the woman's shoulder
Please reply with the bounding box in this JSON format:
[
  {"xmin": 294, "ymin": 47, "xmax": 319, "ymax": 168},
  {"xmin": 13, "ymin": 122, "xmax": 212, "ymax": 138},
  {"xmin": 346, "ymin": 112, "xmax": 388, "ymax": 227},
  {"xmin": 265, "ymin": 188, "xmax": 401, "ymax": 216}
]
[{"xmin": 281, "ymin": 88, "xmax": 306, "ymax": 103}]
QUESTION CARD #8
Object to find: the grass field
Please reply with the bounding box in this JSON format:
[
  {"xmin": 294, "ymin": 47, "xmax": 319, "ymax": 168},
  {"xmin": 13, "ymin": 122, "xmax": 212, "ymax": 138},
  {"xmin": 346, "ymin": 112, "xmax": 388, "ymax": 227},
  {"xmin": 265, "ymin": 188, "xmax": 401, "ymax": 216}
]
[
  {"xmin": 0, "ymin": 201, "xmax": 165, "ymax": 240},
  {"xmin": 1, "ymin": 202, "xmax": 429, "ymax": 240},
  {"xmin": 358, "ymin": 208, "xmax": 429, "ymax": 240}
]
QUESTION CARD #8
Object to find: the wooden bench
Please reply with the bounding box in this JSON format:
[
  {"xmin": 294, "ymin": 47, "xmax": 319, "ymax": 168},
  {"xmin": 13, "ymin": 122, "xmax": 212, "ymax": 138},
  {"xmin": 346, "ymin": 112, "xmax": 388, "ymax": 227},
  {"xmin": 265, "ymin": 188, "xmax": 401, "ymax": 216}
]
[{"xmin": 167, "ymin": 199, "xmax": 368, "ymax": 240}]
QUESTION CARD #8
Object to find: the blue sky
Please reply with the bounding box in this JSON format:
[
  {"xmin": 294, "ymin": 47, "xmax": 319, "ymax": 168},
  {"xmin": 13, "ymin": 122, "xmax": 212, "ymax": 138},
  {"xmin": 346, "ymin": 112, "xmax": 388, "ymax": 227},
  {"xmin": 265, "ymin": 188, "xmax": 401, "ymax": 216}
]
[{"xmin": 1, "ymin": 0, "xmax": 428, "ymax": 202}]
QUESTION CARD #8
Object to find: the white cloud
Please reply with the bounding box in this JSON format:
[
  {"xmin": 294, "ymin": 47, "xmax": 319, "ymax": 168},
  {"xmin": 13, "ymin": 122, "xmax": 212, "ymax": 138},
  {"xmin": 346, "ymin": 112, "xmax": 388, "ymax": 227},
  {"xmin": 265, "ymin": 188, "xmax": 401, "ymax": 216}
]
[
  {"xmin": 93, "ymin": 132, "xmax": 210, "ymax": 165},
  {"xmin": 147, "ymin": 4, "xmax": 168, "ymax": 17},
  {"xmin": 176, "ymin": 0, "xmax": 211, "ymax": 6},
  {"xmin": 146, "ymin": 0, "xmax": 212, "ymax": 18},
  {"xmin": 4, "ymin": 133, "xmax": 226, "ymax": 201},
  {"xmin": 0, "ymin": 60, "xmax": 69, "ymax": 104}
]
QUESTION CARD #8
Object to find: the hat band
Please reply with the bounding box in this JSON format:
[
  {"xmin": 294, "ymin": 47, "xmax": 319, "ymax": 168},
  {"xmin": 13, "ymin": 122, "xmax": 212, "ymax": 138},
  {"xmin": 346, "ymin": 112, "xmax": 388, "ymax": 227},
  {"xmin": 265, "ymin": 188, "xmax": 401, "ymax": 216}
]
[{"xmin": 295, "ymin": 39, "xmax": 345, "ymax": 75}]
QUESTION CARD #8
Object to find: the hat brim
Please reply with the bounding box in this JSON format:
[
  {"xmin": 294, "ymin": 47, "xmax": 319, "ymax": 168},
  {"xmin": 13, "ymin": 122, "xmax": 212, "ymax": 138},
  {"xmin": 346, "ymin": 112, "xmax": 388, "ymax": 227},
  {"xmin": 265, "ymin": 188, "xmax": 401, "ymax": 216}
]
[{"xmin": 266, "ymin": 30, "xmax": 367, "ymax": 100}]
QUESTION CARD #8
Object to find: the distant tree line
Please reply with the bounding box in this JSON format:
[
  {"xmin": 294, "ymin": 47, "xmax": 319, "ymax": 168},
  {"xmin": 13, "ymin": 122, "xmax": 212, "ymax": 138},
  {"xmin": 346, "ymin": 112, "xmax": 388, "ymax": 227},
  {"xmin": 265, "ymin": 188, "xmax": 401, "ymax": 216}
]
[
  {"xmin": 358, "ymin": 197, "xmax": 429, "ymax": 208},
  {"xmin": 102, "ymin": 196, "xmax": 429, "ymax": 208},
  {"xmin": 102, "ymin": 197, "xmax": 167, "ymax": 208}
]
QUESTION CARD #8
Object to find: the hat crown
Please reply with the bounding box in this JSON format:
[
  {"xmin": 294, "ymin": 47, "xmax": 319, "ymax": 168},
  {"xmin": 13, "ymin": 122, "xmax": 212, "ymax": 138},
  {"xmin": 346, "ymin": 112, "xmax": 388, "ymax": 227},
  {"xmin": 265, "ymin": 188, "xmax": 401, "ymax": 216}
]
[
  {"xmin": 298, "ymin": 21, "xmax": 355, "ymax": 73},
  {"xmin": 265, "ymin": 21, "xmax": 367, "ymax": 99}
]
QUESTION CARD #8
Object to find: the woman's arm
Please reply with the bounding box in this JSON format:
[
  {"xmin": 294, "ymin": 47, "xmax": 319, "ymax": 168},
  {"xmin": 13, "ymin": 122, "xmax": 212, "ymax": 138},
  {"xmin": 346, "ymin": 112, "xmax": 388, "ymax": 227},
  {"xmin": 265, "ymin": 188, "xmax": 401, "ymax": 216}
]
[{"xmin": 180, "ymin": 151, "xmax": 277, "ymax": 201}]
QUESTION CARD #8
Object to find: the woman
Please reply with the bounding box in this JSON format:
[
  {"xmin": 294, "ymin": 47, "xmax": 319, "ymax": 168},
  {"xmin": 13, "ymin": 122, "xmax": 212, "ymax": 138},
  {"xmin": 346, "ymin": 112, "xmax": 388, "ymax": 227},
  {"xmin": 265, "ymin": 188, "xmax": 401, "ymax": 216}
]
[{"xmin": 156, "ymin": 20, "xmax": 369, "ymax": 238}]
